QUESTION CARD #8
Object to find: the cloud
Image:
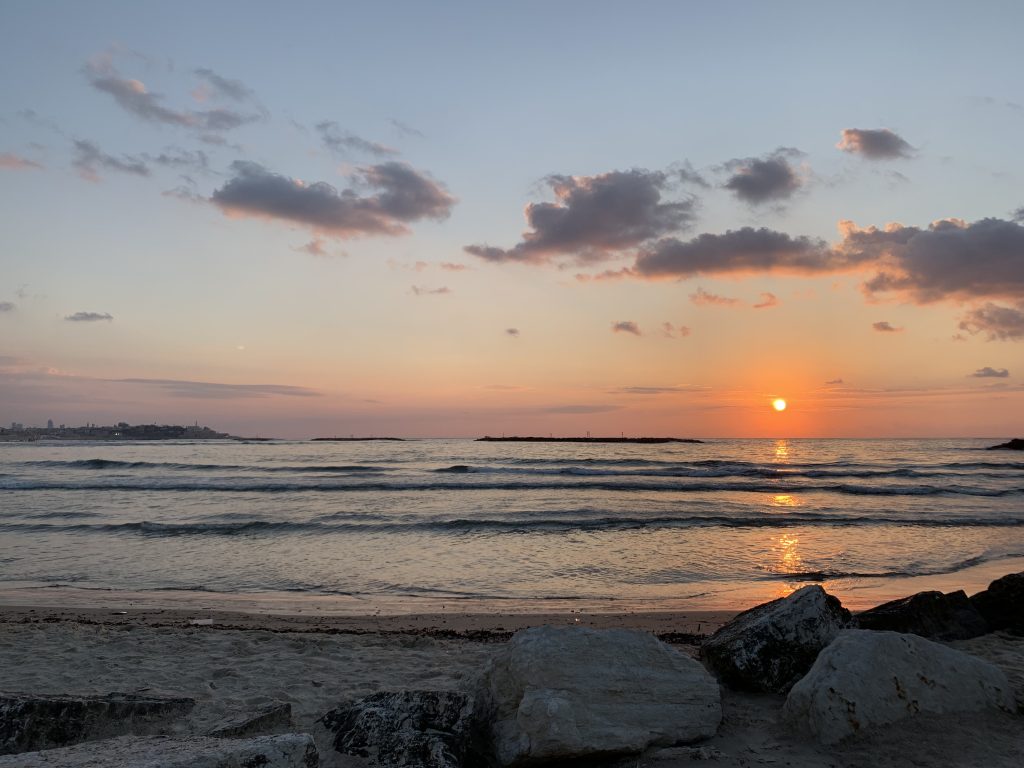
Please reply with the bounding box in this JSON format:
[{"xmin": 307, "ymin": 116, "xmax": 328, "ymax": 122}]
[
  {"xmin": 958, "ymin": 302, "xmax": 1024, "ymax": 340},
  {"xmin": 632, "ymin": 227, "xmax": 835, "ymax": 279},
  {"xmin": 464, "ymin": 169, "xmax": 697, "ymax": 265},
  {"xmin": 65, "ymin": 311, "xmax": 113, "ymax": 322},
  {"xmin": 440, "ymin": 262, "xmax": 469, "ymax": 271},
  {"xmin": 193, "ymin": 68, "xmax": 256, "ymax": 102},
  {"xmin": 825, "ymin": 378, "xmax": 844, "ymax": 385},
  {"xmin": 112, "ymin": 377, "xmax": 320, "ymax": 399},
  {"xmin": 0, "ymin": 153, "xmax": 43, "ymax": 170},
  {"xmin": 390, "ymin": 119, "xmax": 424, "ymax": 139},
  {"xmin": 611, "ymin": 320, "xmax": 642, "ymax": 335},
  {"xmin": 84, "ymin": 56, "xmax": 257, "ymax": 132},
  {"xmin": 611, "ymin": 386, "xmax": 698, "ymax": 395},
  {"xmin": 505, "ymin": 328, "xmax": 520, "ymax": 337},
  {"xmin": 970, "ymin": 367, "xmax": 1009, "ymax": 378},
  {"xmin": 411, "ymin": 285, "xmax": 451, "ymax": 296},
  {"xmin": 211, "ymin": 161, "xmax": 455, "ymax": 239},
  {"xmin": 316, "ymin": 121, "xmax": 397, "ymax": 157},
  {"xmin": 723, "ymin": 148, "xmax": 803, "ymax": 204},
  {"xmin": 690, "ymin": 287, "xmax": 739, "ymax": 306},
  {"xmin": 162, "ymin": 184, "xmax": 205, "ymax": 203},
  {"xmin": 543, "ymin": 404, "xmax": 623, "ymax": 414},
  {"xmin": 661, "ymin": 322, "xmax": 691, "ymax": 338},
  {"xmin": 72, "ymin": 140, "xmax": 149, "ymax": 181},
  {"xmin": 0, "ymin": 302, "xmax": 15, "ymax": 312},
  {"xmin": 837, "ymin": 128, "xmax": 914, "ymax": 160},
  {"xmin": 842, "ymin": 217, "xmax": 1024, "ymax": 303},
  {"xmin": 1012, "ymin": 207, "xmax": 1024, "ymax": 223},
  {"xmin": 872, "ymin": 321, "xmax": 902, "ymax": 333},
  {"xmin": 146, "ymin": 146, "xmax": 209, "ymax": 172},
  {"xmin": 293, "ymin": 237, "xmax": 339, "ymax": 257},
  {"xmin": 752, "ymin": 291, "xmax": 779, "ymax": 309}
]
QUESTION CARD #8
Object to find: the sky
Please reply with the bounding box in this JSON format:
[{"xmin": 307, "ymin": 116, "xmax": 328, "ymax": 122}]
[{"xmin": 2, "ymin": 0, "xmax": 1023, "ymax": 438}]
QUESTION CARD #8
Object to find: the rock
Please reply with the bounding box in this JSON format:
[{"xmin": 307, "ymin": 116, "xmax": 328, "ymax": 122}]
[
  {"xmin": 207, "ymin": 702, "xmax": 292, "ymax": 739},
  {"xmin": 971, "ymin": 572, "xmax": 1024, "ymax": 634},
  {"xmin": 0, "ymin": 692, "xmax": 195, "ymax": 755},
  {"xmin": 783, "ymin": 629, "xmax": 1015, "ymax": 744},
  {"xmin": 856, "ymin": 590, "xmax": 990, "ymax": 640},
  {"xmin": 700, "ymin": 585, "xmax": 854, "ymax": 693},
  {"xmin": 476, "ymin": 626, "xmax": 721, "ymax": 766},
  {"xmin": 320, "ymin": 690, "xmax": 473, "ymax": 768},
  {"xmin": 0, "ymin": 733, "xmax": 318, "ymax": 767},
  {"xmin": 986, "ymin": 438, "xmax": 1024, "ymax": 450}
]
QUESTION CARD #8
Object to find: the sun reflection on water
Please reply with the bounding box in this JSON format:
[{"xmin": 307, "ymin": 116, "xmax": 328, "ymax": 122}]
[{"xmin": 773, "ymin": 439, "xmax": 789, "ymax": 462}]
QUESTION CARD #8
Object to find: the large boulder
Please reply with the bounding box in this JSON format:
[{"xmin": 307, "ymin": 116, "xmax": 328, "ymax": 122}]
[
  {"xmin": 783, "ymin": 629, "xmax": 1015, "ymax": 744},
  {"xmin": 207, "ymin": 702, "xmax": 292, "ymax": 739},
  {"xmin": 700, "ymin": 585, "xmax": 854, "ymax": 693},
  {"xmin": 971, "ymin": 572, "xmax": 1024, "ymax": 634},
  {"xmin": 0, "ymin": 692, "xmax": 194, "ymax": 755},
  {"xmin": 0, "ymin": 733, "xmax": 318, "ymax": 767},
  {"xmin": 856, "ymin": 590, "xmax": 990, "ymax": 640},
  {"xmin": 476, "ymin": 626, "xmax": 721, "ymax": 766},
  {"xmin": 320, "ymin": 690, "xmax": 473, "ymax": 768}
]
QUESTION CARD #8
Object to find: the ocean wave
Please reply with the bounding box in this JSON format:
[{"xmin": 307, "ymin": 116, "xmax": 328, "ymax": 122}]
[
  {"xmin": 3, "ymin": 512, "xmax": 1023, "ymax": 537},
  {"xmin": 770, "ymin": 552, "xmax": 1024, "ymax": 582},
  {"xmin": 23, "ymin": 458, "xmax": 392, "ymax": 473},
  {"xmin": 0, "ymin": 477, "xmax": 1017, "ymax": 497}
]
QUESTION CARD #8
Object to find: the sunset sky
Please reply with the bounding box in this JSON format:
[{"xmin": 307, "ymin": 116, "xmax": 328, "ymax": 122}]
[{"xmin": 2, "ymin": 1, "xmax": 1023, "ymax": 438}]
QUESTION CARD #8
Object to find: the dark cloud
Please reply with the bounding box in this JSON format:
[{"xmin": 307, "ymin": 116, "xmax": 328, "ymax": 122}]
[
  {"xmin": 0, "ymin": 301, "xmax": 15, "ymax": 312},
  {"xmin": 113, "ymin": 377, "xmax": 320, "ymax": 399},
  {"xmin": 193, "ymin": 68, "xmax": 256, "ymax": 102},
  {"xmin": 72, "ymin": 140, "xmax": 149, "ymax": 181},
  {"xmin": 690, "ymin": 287, "xmax": 739, "ymax": 306},
  {"xmin": 505, "ymin": 328, "xmax": 520, "ymax": 337},
  {"xmin": 211, "ymin": 161, "xmax": 455, "ymax": 238},
  {"xmin": 837, "ymin": 128, "xmax": 914, "ymax": 160},
  {"xmin": 84, "ymin": 57, "xmax": 257, "ymax": 132},
  {"xmin": 464, "ymin": 169, "xmax": 697, "ymax": 265},
  {"xmin": 542, "ymin": 404, "xmax": 623, "ymax": 414},
  {"xmin": 0, "ymin": 153, "xmax": 43, "ymax": 170},
  {"xmin": 842, "ymin": 218, "xmax": 1024, "ymax": 302},
  {"xmin": 1012, "ymin": 207, "xmax": 1024, "ymax": 223},
  {"xmin": 316, "ymin": 121, "xmax": 397, "ymax": 158},
  {"xmin": 752, "ymin": 292, "xmax": 779, "ymax": 309},
  {"xmin": 632, "ymin": 228, "xmax": 835, "ymax": 279},
  {"xmin": 872, "ymin": 321, "xmax": 902, "ymax": 333},
  {"xmin": 723, "ymin": 149, "xmax": 802, "ymax": 204},
  {"xmin": 970, "ymin": 367, "xmax": 1009, "ymax": 378},
  {"xmin": 411, "ymin": 285, "xmax": 451, "ymax": 296},
  {"xmin": 65, "ymin": 311, "xmax": 113, "ymax": 322},
  {"xmin": 611, "ymin": 320, "xmax": 642, "ymax": 335},
  {"xmin": 958, "ymin": 302, "xmax": 1024, "ymax": 340}
]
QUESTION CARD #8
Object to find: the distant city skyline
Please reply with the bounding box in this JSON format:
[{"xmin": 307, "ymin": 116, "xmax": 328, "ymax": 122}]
[{"xmin": 2, "ymin": 1, "xmax": 1023, "ymax": 438}]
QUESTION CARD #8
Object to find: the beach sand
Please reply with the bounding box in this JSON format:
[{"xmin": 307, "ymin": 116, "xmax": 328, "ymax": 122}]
[{"xmin": 1, "ymin": 600, "xmax": 1022, "ymax": 766}]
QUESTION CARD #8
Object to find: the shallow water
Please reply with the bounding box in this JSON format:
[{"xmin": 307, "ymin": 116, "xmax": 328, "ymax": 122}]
[{"xmin": 1, "ymin": 438, "xmax": 1021, "ymax": 610}]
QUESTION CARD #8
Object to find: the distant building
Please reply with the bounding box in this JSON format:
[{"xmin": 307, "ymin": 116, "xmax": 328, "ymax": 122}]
[{"xmin": 47, "ymin": 419, "xmax": 54, "ymax": 430}]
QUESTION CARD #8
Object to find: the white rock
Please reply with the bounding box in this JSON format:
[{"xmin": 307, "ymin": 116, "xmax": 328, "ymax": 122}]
[
  {"xmin": 0, "ymin": 733, "xmax": 318, "ymax": 767},
  {"xmin": 477, "ymin": 626, "xmax": 721, "ymax": 766},
  {"xmin": 783, "ymin": 629, "xmax": 1015, "ymax": 744}
]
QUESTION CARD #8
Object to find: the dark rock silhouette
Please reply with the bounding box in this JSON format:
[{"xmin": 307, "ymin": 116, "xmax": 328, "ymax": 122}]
[
  {"xmin": 971, "ymin": 572, "xmax": 1024, "ymax": 635},
  {"xmin": 986, "ymin": 438, "xmax": 1024, "ymax": 450},
  {"xmin": 856, "ymin": 590, "xmax": 989, "ymax": 640}
]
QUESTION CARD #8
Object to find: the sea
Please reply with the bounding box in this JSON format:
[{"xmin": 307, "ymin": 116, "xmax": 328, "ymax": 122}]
[{"xmin": 0, "ymin": 438, "xmax": 1021, "ymax": 613}]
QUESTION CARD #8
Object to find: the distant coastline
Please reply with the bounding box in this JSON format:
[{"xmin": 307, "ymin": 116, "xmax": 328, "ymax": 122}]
[
  {"xmin": 476, "ymin": 436, "xmax": 703, "ymax": 444},
  {"xmin": 0, "ymin": 422, "xmax": 237, "ymax": 442}
]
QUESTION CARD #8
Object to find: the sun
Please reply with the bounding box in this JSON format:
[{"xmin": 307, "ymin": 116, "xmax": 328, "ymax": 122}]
[{"xmin": 772, "ymin": 398, "xmax": 787, "ymax": 412}]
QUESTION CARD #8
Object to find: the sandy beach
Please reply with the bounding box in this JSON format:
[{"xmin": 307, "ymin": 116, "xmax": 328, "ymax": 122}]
[{"xmin": 1, "ymin": 596, "xmax": 1021, "ymax": 767}]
